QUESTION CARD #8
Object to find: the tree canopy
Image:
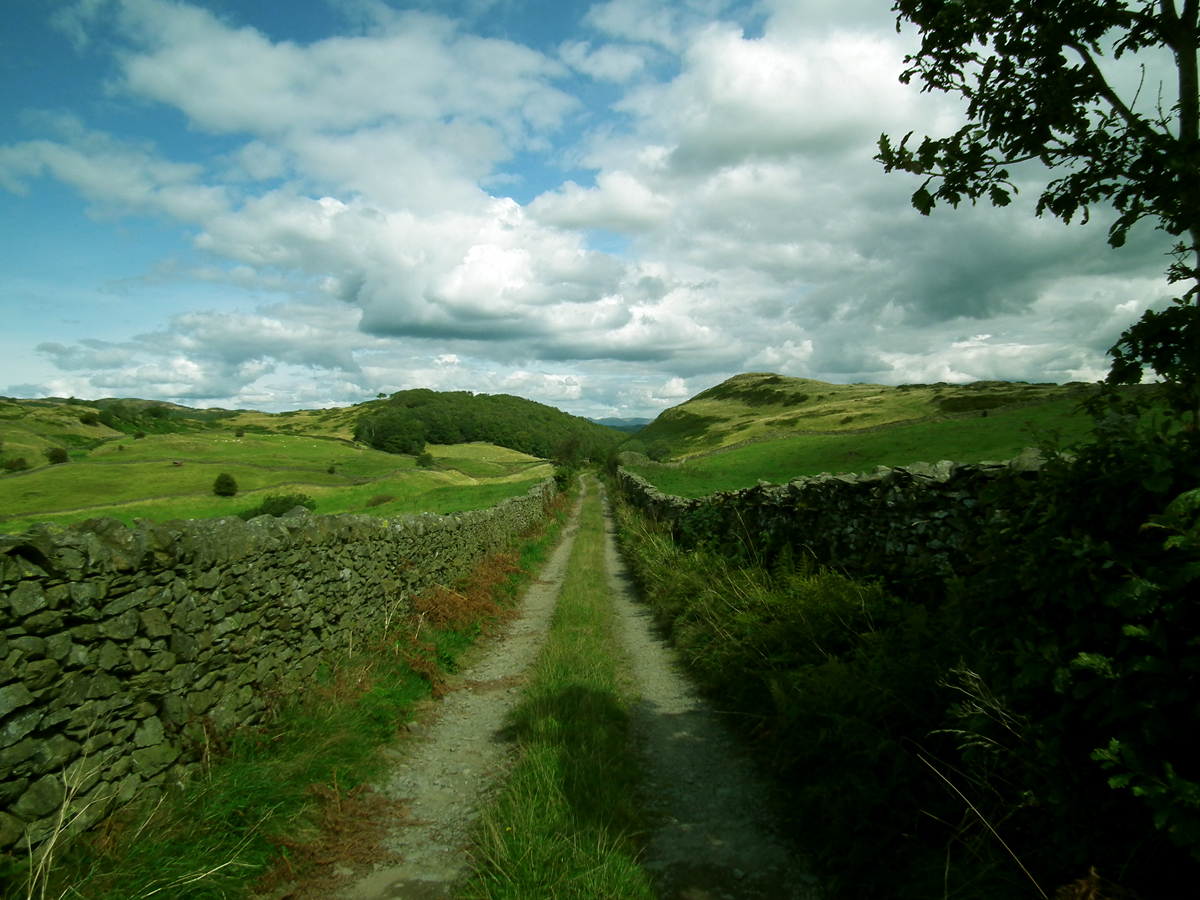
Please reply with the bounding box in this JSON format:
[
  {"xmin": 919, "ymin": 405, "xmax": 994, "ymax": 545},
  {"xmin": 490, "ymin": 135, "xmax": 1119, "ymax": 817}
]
[
  {"xmin": 353, "ymin": 389, "xmax": 620, "ymax": 462},
  {"xmin": 878, "ymin": 0, "xmax": 1200, "ymax": 417}
]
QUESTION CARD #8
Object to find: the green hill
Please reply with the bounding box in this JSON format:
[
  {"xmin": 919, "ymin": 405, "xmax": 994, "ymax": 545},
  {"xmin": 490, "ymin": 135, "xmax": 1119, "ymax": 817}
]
[
  {"xmin": 623, "ymin": 373, "xmax": 1164, "ymax": 497},
  {"xmin": 353, "ymin": 388, "xmax": 621, "ymax": 461},
  {"xmin": 0, "ymin": 394, "xmax": 566, "ymax": 534},
  {"xmin": 633, "ymin": 372, "xmax": 1100, "ymax": 458}
]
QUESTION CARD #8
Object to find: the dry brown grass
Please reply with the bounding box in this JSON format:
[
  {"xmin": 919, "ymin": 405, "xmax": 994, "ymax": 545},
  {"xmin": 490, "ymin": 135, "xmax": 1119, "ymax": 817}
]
[
  {"xmin": 1053, "ymin": 868, "xmax": 1142, "ymax": 900},
  {"xmin": 251, "ymin": 776, "xmax": 406, "ymax": 900}
]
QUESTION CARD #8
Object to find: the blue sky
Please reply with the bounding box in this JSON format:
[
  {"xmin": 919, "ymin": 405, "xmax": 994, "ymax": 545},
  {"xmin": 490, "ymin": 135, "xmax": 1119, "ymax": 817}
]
[{"xmin": 0, "ymin": 0, "xmax": 1179, "ymax": 416}]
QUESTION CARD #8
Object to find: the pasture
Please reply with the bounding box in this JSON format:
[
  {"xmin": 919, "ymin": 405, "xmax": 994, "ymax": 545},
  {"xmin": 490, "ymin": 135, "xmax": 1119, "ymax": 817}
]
[
  {"xmin": 0, "ymin": 431, "xmax": 550, "ymax": 533},
  {"xmin": 626, "ymin": 397, "xmax": 1093, "ymax": 496}
]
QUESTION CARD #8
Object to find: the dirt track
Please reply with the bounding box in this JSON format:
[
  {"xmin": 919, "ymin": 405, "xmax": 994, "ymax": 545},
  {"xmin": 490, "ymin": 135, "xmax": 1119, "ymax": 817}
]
[{"xmin": 331, "ymin": 478, "xmax": 816, "ymax": 899}]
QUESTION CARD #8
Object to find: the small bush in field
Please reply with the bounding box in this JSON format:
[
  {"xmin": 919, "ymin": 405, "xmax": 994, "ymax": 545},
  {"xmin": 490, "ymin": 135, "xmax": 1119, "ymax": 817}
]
[
  {"xmin": 365, "ymin": 494, "xmax": 396, "ymax": 508},
  {"xmin": 235, "ymin": 428, "xmax": 245, "ymax": 437},
  {"xmin": 45, "ymin": 448, "xmax": 69, "ymax": 464},
  {"xmin": 416, "ymin": 452, "xmax": 434, "ymax": 467},
  {"xmin": 237, "ymin": 493, "xmax": 316, "ymax": 520},
  {"xmin": 3, "ymin": 457, "xmax": 29, "ymax": 472},
  {"xmin": 213, "ymin": 473, "xmax": 238, "ymax": 497}
]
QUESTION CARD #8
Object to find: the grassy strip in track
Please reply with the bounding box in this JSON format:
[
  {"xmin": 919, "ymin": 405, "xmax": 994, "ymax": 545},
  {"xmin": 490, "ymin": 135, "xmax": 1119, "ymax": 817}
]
[
  {"xmin": 2, "ymin": 494, "xmax": 572, "ymax": 900},
  {"xmin": 463, "ymin": 480, "xmax": 654, "ymax": 900}
]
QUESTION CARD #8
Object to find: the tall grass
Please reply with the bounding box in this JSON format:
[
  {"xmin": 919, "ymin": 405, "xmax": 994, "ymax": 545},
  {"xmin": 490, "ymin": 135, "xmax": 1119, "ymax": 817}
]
[
  {"xmin": 464, "ymin": 482, "xmax": 654, "ymax": 900},
  {"xmin": 1, "ymin": 494, "xmax": 571, "ymax": 900}
]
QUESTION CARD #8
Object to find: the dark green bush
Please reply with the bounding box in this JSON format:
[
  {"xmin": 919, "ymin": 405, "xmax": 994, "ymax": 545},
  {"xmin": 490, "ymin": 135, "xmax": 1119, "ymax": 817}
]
[
  {"xmin": 45, "ymin": 448, "xmax": 68, "ymax": 464},
  {"xmin": 553, "ymin": 465, "xmax": 575, "ymax": 491},
  {"xmin": 365, "ymin": 494, "xmax": 395, "ymax": 508},
  {"xmin": 236, "ymin": 492, "xmax": 315, "ymax": 520},
  {"xmin": 213, "ymin": 473, "xmax": 238, "ymax": 497},
  {"xmin": 941, "ymin": 410, "xmax": 1200, "ymax": 893},
  {"xmin": 3, "ymin": 457, "xmax": 28, "ymax": 472},
  {"xmin": 415, "ymin": 451, "xmax": 434, "ymax": 467},
  {"xmin": 646, "ymin": 439, "xmax": 671, "ymax": 462}
]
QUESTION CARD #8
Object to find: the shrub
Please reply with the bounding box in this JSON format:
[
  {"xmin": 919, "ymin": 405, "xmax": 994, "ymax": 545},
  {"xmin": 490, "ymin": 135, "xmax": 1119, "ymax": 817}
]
[
  {"xmin": 647, "ymin": 439, "xmax": 672, "ymax": 462},
  {"xmin": 327, "ymin": 465, "xmax": 335, "ymax": 474},
  {"xmin": 213, "ymin": 473, "xmax": 238, "ymax": 497},
  {"xmin": 3, "ymin": 457, "xmax": 28, "ymax": 472},
  {"xmin": 235, "ymin": 428, "xmax": 245, "ymax": 437},
  {"xmin": 45, "ymin": 448, "xmax": 69, "ymax": 465},
  {"xmin": 237, "ymin": 493, "xmax": 316, "ymax": 520},
  {"xmin": 415, "ymin": 451, "xmax": 434, "ymax": 467},
  {"xmin": 365, "ymin": 494, "xmax": 396, "ymax": 508},
  {"xmin": 134, "ymin": 431, "xmax": 146, "ymax": 440},
  {"xmin": 553, "ymin": 465, "xmax": 575, "ymax": 491},
  {"xmin": 79, "ymin": 413, "xmax": 99, "ymax": 426}
]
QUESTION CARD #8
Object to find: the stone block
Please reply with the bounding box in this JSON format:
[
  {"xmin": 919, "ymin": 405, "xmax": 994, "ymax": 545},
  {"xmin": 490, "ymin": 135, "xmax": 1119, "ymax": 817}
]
[
  {"xmin": 133, "ymin": 716, "xmax": 164, "ymax": 748},
  {"xmin": 0, "ymin": 682, "xmax": 35, "ymax": 718},
  {"xmin": 0, "ymin": 811, "xmax": 25, "ymax": 849},
  {"xmin": 13, "ymin": 774, "xmax": 63, "ymax": 820},
  {"xmin": 131, "ymin": 743, "xmax": 179, "ymax": 778},
  {"xmin": 140, "ymin": 607, "xmax": 171, "ymax": 638},
  {"xmin": 9, "ymin": 635, "xmax": 47, "ymax": 660},
  {"xmin": 9, "ymin": 582, "xmax": 47, "ymax": 617},
  {"xmin": 20, "ymin": 658, "xmax": 60, "ymax": 691}
]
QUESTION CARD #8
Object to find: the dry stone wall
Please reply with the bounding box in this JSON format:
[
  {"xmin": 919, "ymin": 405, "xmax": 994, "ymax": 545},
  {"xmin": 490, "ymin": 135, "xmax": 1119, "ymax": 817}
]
[
  {"xmin": 616, "ymin": 451, "xmax": 1046, "ymax": 586},
  {"xmin": 0, "ymin": 478, "xmax": 555, "ymax": 851}
]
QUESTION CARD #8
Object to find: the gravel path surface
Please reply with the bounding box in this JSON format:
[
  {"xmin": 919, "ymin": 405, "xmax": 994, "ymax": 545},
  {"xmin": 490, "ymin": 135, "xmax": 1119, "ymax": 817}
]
[
  {"xmin": 338, "ymin": 484, "xmax": 586, "ymax": 900},
  {"xmin": 600, "ymin": 483, "xmax": 819, "ymax": 900}
]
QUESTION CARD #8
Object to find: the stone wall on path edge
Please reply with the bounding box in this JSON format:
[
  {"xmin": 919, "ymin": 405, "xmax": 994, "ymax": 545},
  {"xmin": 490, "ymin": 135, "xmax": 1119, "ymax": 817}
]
[
  {"xmin": 615, "ymin": 451, "xmax": 1046, "ymax": 587},
  {"xmin": 0, "ymin": 478, "xmax": 556, "ymax": 852}
]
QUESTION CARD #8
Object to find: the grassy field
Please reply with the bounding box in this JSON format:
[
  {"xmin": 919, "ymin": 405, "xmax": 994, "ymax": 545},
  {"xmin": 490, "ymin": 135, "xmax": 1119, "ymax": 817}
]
[
  {"xmin": 627, "ymin": 397, "xmax": 1093, "ymax": 497},
  {"xmin": 0, "ymin": 432, "xmax": 551, "ymax": 534}
]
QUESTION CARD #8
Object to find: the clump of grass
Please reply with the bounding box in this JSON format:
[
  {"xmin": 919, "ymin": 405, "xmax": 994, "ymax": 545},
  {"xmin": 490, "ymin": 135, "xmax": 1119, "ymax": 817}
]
[
  {"xmin": 365, "ymin": 494, "xmax": 396, "ymax": 508},
  {"xmin": 464, "ymin": 481, "xmax": 655, "ymax": 900}
]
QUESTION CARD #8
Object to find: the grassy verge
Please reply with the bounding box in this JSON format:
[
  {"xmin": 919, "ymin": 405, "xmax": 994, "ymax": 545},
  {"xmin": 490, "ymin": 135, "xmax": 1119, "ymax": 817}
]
[
  {"xmin": 463, "ymin": 479, "xmax": 654, "ymax": 900},
  {"xmin": 2, "ymin": 493, "xmax": 572, "ymax": 900}
]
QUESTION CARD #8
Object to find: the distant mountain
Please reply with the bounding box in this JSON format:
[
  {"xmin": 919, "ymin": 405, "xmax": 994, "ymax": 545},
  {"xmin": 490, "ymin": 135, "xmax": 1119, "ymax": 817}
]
[{"xmin": 589, "ymin": 417, "xmax": 654, "ymax": 433}]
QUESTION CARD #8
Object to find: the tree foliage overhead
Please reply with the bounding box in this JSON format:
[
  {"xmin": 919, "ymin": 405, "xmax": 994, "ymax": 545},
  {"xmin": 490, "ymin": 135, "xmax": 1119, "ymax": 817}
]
[
  {"xmin": 878, "ymin": 0, "xmax": 1200, "ymax": 417},
  {"xmin": 353, "ymin": 388, "xmax": 620, "ymax": 462}
]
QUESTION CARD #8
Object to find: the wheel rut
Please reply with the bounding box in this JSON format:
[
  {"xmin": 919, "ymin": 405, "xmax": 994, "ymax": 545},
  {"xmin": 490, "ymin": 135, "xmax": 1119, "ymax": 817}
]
[{"xmin": 600, "ymin": 483, "xmax": 818, "ymax": 900}]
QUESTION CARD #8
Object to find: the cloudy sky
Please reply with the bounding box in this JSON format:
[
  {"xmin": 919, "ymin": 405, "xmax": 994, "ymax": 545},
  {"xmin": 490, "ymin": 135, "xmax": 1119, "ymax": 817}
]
[{"xmin": 0, "ymin": 0, "xmax": 1179, "ymax": 417}]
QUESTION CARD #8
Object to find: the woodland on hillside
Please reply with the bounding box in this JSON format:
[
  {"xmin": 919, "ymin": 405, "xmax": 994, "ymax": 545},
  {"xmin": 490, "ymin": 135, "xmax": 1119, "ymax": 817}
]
[{"xmin": 353, "ymin": 389, "xmax": 620, "ymax": 462}]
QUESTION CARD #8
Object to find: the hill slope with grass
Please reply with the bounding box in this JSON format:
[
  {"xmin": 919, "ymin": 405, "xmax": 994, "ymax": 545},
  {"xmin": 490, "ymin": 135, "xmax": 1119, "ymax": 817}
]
[
  {"xmin": 633, "ymin": 372, "xmax": 1102, "ymax": 458},
  {"xmin": 0, "ymin": 395, "xmax": 554, "ymax": 534},
  {"xmin": 623, "ymin": 373, "xmax": 1163, "ymax": 497}
]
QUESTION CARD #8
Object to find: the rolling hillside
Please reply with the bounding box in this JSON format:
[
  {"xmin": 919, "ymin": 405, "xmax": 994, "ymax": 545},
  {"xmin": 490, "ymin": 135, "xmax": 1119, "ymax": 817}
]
[
  {"xmin": 633, "ymin": 372, "xmax": 1102, "ymax": 458},
  {"xmin": 623, "ymin": 373, "xmax": 1164, "ymax": 497},
  {"xmin": 0, "ymin": 394, "xmax": 558, "ymax": 534}
]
